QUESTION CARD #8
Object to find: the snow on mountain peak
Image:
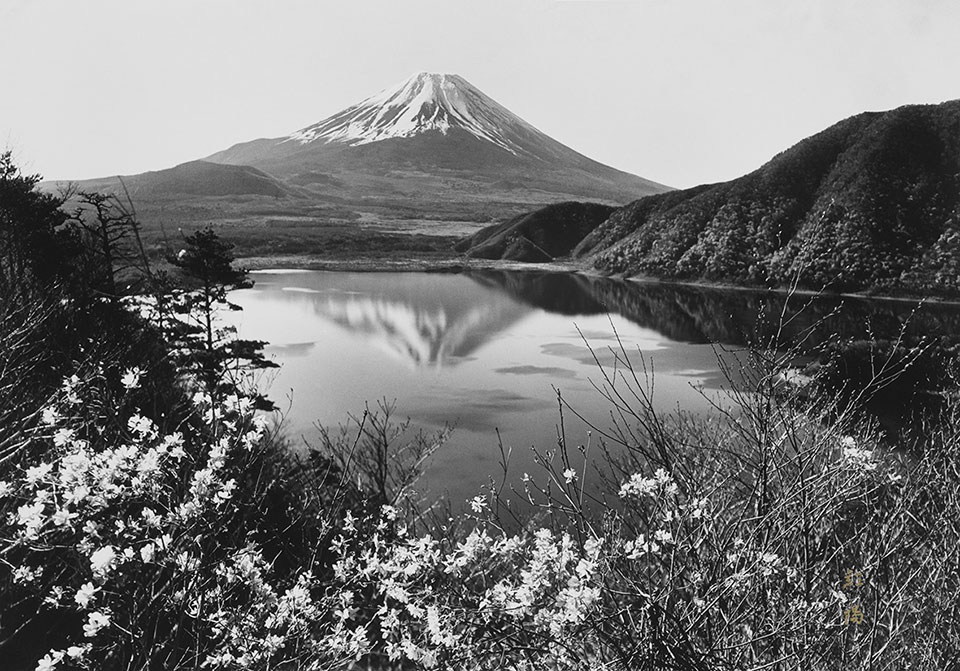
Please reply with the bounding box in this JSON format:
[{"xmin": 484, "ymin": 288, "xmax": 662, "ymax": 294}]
[{"xmin": 285, "ymin": 72, "xmax": 538, "ymax": 155}]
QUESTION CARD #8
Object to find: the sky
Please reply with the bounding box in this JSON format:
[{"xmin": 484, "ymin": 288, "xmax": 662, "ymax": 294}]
[{"xmin": 1, "ymin": 0, "xmax": 958, "ymax": 189}]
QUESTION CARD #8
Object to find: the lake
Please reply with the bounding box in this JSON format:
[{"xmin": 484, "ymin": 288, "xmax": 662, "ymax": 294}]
[{"xmin": 231, "ymin": 269, "xmax": 960, "ymax": 506}]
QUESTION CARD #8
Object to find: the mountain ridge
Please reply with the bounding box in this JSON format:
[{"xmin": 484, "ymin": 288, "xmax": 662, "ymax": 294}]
[
  {"xmin": 575, "ymin": 99, "xmax": 960, "ymax": 294},
  {"xmin": 52, "ymin": 160, "xmax": 296, "ymax": 199}
]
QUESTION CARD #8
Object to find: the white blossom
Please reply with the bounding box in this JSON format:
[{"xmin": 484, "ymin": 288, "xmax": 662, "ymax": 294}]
[
  {"xmin": 140, "ymin": 543, "xmax": 155, "ymax": 563},
  {"xmin": 90, "ymin": 546, "xmax": 117, "ymax": 577},
  {"xmin": 65, "ymin": 646, "xmax": 87, "ymax": 659},
  {"xmin": 625, "ymin": 534, "xmax": 660, "ymax": 559},
  {"xmin": 83, "ymin": 611, "xmax": 110, "ymax": 637},
  {"xmin": 216, "ymin": 478, "xmax": 237, "ymax": 501},
  {"xmin": 841, "ymin": 445, "xmax": 878, "ymax": 471},
  {"xmin": 17, "ymin": 501, "xmax": 46, "ymax": 535},
  {"xmin": 74, "ymin": 582, "xmax": 99, "ymax": 608},
  {"xmin": 43, "ymin": 586, "xmax": 65, "ymax": 607},
  {"xmin": 52, "ymin": 428, "xmax": 75, "ymax": 448},
  {"xmin": 62, "ymin": 375, "xmax": 81, "ymax": 405},
  {"xmin": 759, "ymin": 551, "xmax": 783, "ymax": 576},
  {"xmin": 65, "ymin": 484, "xmax": 90, "ymax": 506},
  {"xmin": 13, "ymin": 565, "xmax": 40, "ymax": 584},
  {"xmin": 52, "ymin": 508, "xmax": 76, "ymax": 527},
  {"xmin": 41, "ymin": 406, "xmax": 59, "ymax": 426},
  {"xmin": 120, "ymin": 367, "xmax": 142, "ymax": 390},
  {"xmin": 161, "ymin": 432, "xmax": 186, "ymax": 459},
  {"xmin": 469, "ymin": 495, "xmax": 487, "ymax": 514},
  {"xmin": 619, "ymin": 467, "xmax": 678, "ymax": 498},
  {"xmin": 26, "ymin": 462, "xmax": 53, "ymax": 483},
  {"xmin": 35, "ymin": 650, "xmax": 64, "ymax": 671},
  {"xmin": 141, "ymin": 507, "xmax": 162, "ymax": 527},
  {"xmin": 127, "ymin": 413, "xmax": 156, "ymax": 438}
]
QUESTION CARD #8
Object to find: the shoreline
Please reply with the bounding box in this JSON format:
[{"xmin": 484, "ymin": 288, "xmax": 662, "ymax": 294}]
[{"xmin": 238, "ymin": 253, "xmax": 960, "ymax": 307}]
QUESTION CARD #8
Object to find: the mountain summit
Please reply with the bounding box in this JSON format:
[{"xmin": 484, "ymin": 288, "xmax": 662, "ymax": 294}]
[
  {"xmin": 285, "ymin": 72, "xmax": 540, "ymax": 156},
  {"xmin": 206, "ymin": 72, "xmax": 668, "ymax": 206}
]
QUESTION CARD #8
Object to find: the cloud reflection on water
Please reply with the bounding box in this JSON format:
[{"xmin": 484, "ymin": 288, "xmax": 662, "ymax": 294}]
[{"xmin": 494, "ymin": 365, "xmax": 578, "ymax": 379}]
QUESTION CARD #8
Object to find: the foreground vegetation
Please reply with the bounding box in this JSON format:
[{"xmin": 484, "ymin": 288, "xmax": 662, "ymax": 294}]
[{"xmin": 2, "ymin": 154, "xmax": 959, "ymax": 669}]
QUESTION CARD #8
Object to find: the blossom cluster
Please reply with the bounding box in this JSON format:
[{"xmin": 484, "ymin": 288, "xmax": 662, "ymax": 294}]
[
  {"xmin": 323, "ymin": 505, "xmax": 609, "ymax": 669},
  {"xmin": 839, "ymin": 435, "xmax": 879, "ymax": 472},
  {"xmin": 618, "ymin": 466, "xmax": 679, "ymax": 499},
  {"xmin": 0, "ymin": 368, "xmax": 281, "ymax": 670}
]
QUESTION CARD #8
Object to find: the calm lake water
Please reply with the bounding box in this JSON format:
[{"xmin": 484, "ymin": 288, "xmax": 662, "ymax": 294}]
[{"xmin": 231, "ymin": 269, "xmax": 960, "ymax": 505}]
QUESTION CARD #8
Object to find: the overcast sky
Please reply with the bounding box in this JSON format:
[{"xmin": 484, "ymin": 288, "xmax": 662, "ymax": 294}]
[{"xmin": 1, "ymin": 0, "xmax": 958, "ymax": 189}]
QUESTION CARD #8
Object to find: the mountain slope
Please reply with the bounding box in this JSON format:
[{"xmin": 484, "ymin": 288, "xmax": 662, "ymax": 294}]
[
  {"xmin": 61, "ymin": 160, "xmax": 295, "ymax": 199},
  {"xmin": 579, "ymin": 99, "xmax": 960, "ymax": 294},
  {"xmin": 207, "ymin": 72, "xmax": 668, "ymax": 205},
  {"xmin": 455, "ymin": 201, "xmax": 616, "ymax": 262}
]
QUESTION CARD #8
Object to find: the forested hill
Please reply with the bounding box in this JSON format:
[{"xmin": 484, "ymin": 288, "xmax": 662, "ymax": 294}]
[
  {"xmin": 576, "ymin": 99, "xmax": 960, "ymax": 295},
  {"xmin": 456, "ymin": 201, "xmax": 616, "ymax": 262}
]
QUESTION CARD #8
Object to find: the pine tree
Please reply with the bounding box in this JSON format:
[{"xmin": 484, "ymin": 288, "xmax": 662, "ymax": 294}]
[
  {"xmin": 0, "ymin": 151, "xmax": 77, "ymax": 297},
  {"xmin": 167, "ymin": 228, "xmax": 276, "ymax": 408}
]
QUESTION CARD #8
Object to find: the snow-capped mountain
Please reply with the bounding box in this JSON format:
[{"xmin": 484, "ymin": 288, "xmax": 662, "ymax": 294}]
[
  {"xmin": 206, "ymin": 72, "xmax": 668, "ymax": 205},
  {"xmin": 285, "ymin": 72, "xmax": 537, "ymax": 156}
]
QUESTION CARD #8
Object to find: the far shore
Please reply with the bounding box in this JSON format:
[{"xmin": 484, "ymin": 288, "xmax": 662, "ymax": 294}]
[{"xmin": 237, "ymin": 253, "xmax": 960, "ymax": 307}]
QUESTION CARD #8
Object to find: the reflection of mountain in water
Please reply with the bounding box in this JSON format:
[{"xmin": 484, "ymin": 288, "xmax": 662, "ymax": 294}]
[
  {"xmin": 262, "ymin": 273, "xmax": 532, "ymax": 368},
  {"xmin": 463, "ymin": 269, "xmax": 960, "ymax": 348},
  {"xmin": 318, "ymin": 297, "xmax": 520, "ymax": 366},
  {"xmin": 255, "ymin": 269, "xmax": 960, "ymax": 370}
]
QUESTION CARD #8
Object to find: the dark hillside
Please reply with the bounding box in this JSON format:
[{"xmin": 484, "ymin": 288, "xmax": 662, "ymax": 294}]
[
  {"xmin": 456, "ymin": 201, "xmax": 616, "ymax": 262},
  {"xmin": 583, "ymin": 100, "xmax": 960, "ymax": 294}
]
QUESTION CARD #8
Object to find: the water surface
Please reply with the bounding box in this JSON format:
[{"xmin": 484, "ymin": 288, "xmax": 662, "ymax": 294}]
[{"xmin": 231, "ymin": 270, "xmax": 960, "ymax": 504}]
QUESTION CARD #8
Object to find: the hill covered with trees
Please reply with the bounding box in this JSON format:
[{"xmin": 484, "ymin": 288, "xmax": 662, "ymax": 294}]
[
  {"xmin": 574, "ymin": 99, "xmax": 960, "ymax": 295},
  {"xmin": 455, "ymin": 201, "xmax": 616, "ymax": 262}
]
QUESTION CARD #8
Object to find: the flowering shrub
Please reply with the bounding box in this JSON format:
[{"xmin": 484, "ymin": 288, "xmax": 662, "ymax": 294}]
[
  {"xmin": 0, "ymin": 365, "xmax": 341, "ymax": 670},
  {"xmin": 323, "ymin": 508, "xmax": 610, "ymax": 669}
]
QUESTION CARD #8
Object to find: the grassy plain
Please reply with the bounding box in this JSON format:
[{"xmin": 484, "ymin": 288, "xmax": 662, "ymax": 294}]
[{"xmin": 104, "ymin": 193, "xmax": 499, "ymax": 269}]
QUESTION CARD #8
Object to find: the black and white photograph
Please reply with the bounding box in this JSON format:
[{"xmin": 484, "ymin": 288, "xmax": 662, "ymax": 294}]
[{"xmin": 1, "ymin": 1, "xmax": 959, "ymax": 669}]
